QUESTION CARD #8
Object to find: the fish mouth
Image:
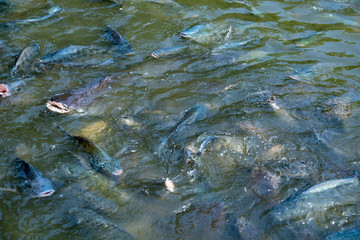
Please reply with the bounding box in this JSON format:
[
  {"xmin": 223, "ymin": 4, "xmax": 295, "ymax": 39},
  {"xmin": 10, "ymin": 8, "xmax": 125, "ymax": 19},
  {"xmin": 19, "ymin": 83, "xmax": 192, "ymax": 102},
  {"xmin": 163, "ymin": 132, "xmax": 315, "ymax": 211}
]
[
  {"xmin": 46, "ymin": 100, "xmax": 70, "ymax": 113},
  {"xmin": 289, "ymin": 74, "xmax": 300, "ymax": 81},
  {"xmin": 151, "ymin": 52, "xmax": 158, "ymax": 58},
  {"xmin": 112, "ymin": 169, "xmax": 123, "ymax": 176},
  {"xmin": 38, "ymin": 189, "xmax": 55, "ymax": 197},
  {"xmin": 180, "ymin": 33, "xmax": 189, "ymax": 38},
  {"xmin": 0, "ymin": 84, "xmax": 10, "ymax": 98}
]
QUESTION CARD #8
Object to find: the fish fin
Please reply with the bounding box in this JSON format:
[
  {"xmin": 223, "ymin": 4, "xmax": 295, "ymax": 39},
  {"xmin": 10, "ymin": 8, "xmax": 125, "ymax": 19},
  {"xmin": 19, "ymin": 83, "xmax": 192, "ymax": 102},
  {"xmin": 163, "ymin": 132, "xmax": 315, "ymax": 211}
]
[
  {"xmin": 73, "ymin": 136, "xmax": 97, "ymax": 153},
  {"xmin": 305, "ymin": 209, "xmax": 314, "ymax": 224},
  {"xmin": 0, "ymin": 187, "xmax": 17, "ymax": 193},
  {"xmin": 73, "ymin": 153, "xmax": 92, "ymax": 170}
]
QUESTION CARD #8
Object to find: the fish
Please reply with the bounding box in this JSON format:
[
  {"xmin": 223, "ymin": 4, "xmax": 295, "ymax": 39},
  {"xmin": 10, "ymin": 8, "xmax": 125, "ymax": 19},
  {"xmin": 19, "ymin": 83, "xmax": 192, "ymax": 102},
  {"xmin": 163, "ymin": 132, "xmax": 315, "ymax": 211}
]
[
  {"xmin": 66, "ymin": 208, "xmax": 135, "ymax": 240},
  {"xmin": 271, "ymin": 177, "xmax": 360, "ymax": 222},
  {"xmin": 71, "ymin": 135, "xmax": 123, "ymax": 182},
  {"xmin": 289, "ymin": 63, "xmax": 335, "ymax": 84},
  {"xmin": 11, "ymin": 44, "xmax": 39, "ymax": 75},
  {"xmin": 295, "ymin": 31, "xmax": 325, "ymax": 47},
  {"xmin": 46, "ymin": 76, "xmax": 111, "ymax": 114},
  {"xmin": 105, "ymin": 27, "xmax": 132, "ymax": 55},
  {"xmin": 326, "ymin": 227, "xmax": 360, "ymax": 240},
  {"xmin": 151, "ymin": 46, "xmax": 188, "ymax": 58},
  {"xmin": 40, "ymin": 45, "xmax": 105, "ymax": 64},
  {"xmin": 267, "ymin": 95, "xmax": 298, "ymax": 126},
  {"xmin": 12, "ymin": 158, "xmax": 55, "ymax": 198},
  {"xmin": 211, "ymin": 40, "xmax": 253, "ymax": 54},
  {"xmin": 157, "ymin": 104, "xmax": 207, "ymax": 156},
  {"xmin": 0, "ymin": 80, "xmax": 26, "ymax": 98},
  {"xmin": 180, "ymin": 23, "xmax": 230, "ymax": 44},
  {"xmin": 3, "ymin": 6, "xmax": 61, "ymax": 27}
]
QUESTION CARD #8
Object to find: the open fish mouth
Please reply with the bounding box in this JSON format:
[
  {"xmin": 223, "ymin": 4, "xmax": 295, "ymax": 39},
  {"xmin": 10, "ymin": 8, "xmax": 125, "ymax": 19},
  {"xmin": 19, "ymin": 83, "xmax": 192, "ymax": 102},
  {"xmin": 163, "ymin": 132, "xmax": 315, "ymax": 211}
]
[
  {"xmin": 180, "ymin": 33, "xmax": 189, "ymax": 38},
  {"xmin": 46, "ymin": 100, "xmax": 70, "ymax": 113},
  {"xmin": 0, "ymin": 84, "xmax": 10, "ymax": 97},
  {"xmin": 38, "ymin": 189, "xmax": 55, "ymax": 197},
  {"xmin": 151, "ymin": 52, "xmax": 159, "ymax": 58}
]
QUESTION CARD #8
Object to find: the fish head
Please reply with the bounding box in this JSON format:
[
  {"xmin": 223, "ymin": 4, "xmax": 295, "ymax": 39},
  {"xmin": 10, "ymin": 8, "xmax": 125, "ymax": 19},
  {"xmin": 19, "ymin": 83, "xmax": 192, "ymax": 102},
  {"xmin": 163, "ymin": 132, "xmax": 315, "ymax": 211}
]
[
  {"xmin": 46, "ymin": 93, "xmax": 76, "ymax": 113},
  {"xmin": 0, "ymin": 84, "xmax": 10, "ymax": 98},
  {"xmin": 29, "ymin": 174, "xmax": 55, "ymax": 198}
]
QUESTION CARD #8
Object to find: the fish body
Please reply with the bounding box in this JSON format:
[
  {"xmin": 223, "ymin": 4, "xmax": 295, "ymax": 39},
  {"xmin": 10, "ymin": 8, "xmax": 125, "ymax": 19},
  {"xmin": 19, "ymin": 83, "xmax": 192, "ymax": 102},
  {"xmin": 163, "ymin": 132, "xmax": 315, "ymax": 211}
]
[
  {"xmin": 326, "ymin": 227, "xmax": 360, "ymax": 240},
  {"xmin": 12, "ymin": 158, "xmax": 55, "ymax": 198},
  {"xmin": 11, "ymin": 44, "xmax": 39, "ymax": 75},
  {"xmin": 67, "ymin": 208, "xmax": 135, "ymax": 240},
  {"xmin": 72, "ymin": 135, "xmax": 123, "ymax": 181},
  {"xmin": 211, "ymin": 40, "xmax": 252, "ymax": 54},
  {"xmin": 157, "ymin": 104, "xmax": 207, "ymax": 155},
  {"xmin": 295, "ymin": 31, "xmax": 325, "ymax": 47},
  {"xmin": 105, "ymin": 28, "xmax": 132, "ymax": 55},
  {"xmin": 41, "ymin": 45, "xmax": 103, "ymax": 64},
  {"xmin": 5, "ymin": 6, "xmax": 61, "ymax": 26},
  {"xmin": 180, "ymin": 23, "xmax": 229, "ymax": 44},
  {"xmin": 272, "ymin": 177, "xmax": 360, "ymax": 222},
  {"xmin": 151, "ymin": 46, "xmax": 188, "ymax": 58},
  {"xmin": 169, "ymin": 103, "xmax": 207, "ymax": 136},
  {"xmin": 46, "ymin": 76, "xmax": 111, "ymax": 114}
]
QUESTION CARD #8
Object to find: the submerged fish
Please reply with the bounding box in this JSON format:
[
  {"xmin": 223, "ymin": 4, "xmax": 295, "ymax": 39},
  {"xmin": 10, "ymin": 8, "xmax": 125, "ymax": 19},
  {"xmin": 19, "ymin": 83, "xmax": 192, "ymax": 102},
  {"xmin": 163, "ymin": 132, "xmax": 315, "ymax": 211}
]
[
  {"xmin": 180, "ymin": 23, "xmax": 230, "ymax": 44},
  {"xmin": 105, "ymin": 27, "xmax": 132, "ymax": 55},
  {"xmin": 151, "ymin": 46, "xmax": 188, "ymax": 58},
  {"xmin": 326, "ymin": 227, "xmax": 360, "ymax": 240},
  {"xmin": 46, "ymin": 76, "xmax": 111, "ymax": 114},
  {"xmin": 272, "ymin": 177, "xmax": 360, "ymax": 222},
  {"xmin": 3, "ymin": 6, "xmax": 61, "ymax": 27},
  {"xmin": 67, "ymin": 208, "xmax": 135, "ymax": 240},
  {"xmin": 157, "ymin": 104, "xmax": 207, "ymax": 155},
  {"xmin": 211, "ymin": 39, "xmax": 252, "ymax": 54},
  {"xmin": 11, "ymin": 44, "xmax": 39, "ymax": 75},
  {"xmin": 71, "ymin": 135, "xmax": 123, "ymax": 182},
  {"xmin": 12, "ymin": 158, "xmax": 55, "ymax": 198},
  {"xmin": 40, "ymin": 45, "xmax": 104, "ymax": 64},
  {"xmin": 295, "ymin": 31, "xmax": 325, "ymax": 47}
]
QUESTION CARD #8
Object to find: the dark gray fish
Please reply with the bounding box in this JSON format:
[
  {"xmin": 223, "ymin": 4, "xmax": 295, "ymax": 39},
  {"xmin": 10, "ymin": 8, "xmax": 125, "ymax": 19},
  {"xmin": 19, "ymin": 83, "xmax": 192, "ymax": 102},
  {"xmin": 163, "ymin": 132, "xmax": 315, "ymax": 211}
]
[
  {"xmin": 40, "ymin": 45, "xmax": 105, "ymax": 64},
  {"xmin": 67, "ymin": 208, "xmax": 135, "ymax": 240},
  {"xmin": 2, "ymin": 6, "xmax": 61, "ymax": 27},
  {"xmin": 326, "ymin": 227, "xmax": 360, "ymax": 240},
  {"xmin": 169, "ymin": 103, "xmax": 207, "ymax": 136},
  {"xmin": 156, "ymin": 104, "xmax": 206, "ymax": 158},
  {"xmin": 46, "ymin": 76, "xmax": 111, "ymax": 113},
  {"xmin": 11, "ymin": 44, "xmax": 39, "ymax": 75},
  {"xmin": 105, "ymin": 27, "xmax": 132, "ymax": 55},
  {"xmin": 12, "ymin": 158, "xmax": 55, "ymax": 198},
  {"xmin": 272, "ymin": 177, "xmax": 360, "ymax": 222},
  {"xmin": 151, "ymin": 46, "xmax": 188, "ymax": 58},
  {"xmin": 71, "ymin": 135, "xmax": 123, "ymax": 182},
  {"xmin": 158, "ymin": 104, "xmax": 207, "ymax": 153}
]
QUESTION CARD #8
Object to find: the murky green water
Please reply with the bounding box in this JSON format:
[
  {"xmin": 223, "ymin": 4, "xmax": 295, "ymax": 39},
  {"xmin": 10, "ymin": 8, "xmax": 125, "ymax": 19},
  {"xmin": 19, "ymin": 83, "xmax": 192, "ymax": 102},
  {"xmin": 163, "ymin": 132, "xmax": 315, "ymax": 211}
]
[{"xmin": 0, "ymin": 0, "xmax": 359, "ymax": 239}]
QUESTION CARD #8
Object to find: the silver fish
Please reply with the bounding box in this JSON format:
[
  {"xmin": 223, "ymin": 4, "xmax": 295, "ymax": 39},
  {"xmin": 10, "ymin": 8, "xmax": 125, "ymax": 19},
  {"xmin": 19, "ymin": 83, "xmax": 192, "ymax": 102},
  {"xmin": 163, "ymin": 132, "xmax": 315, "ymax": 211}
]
[
  {"xmin": 11, "ymin": 44, "xmax": 39, "ymax": 75},
  {"xmin": 272, "ymin": 177, "xmax": 360, "ymax": 222}
]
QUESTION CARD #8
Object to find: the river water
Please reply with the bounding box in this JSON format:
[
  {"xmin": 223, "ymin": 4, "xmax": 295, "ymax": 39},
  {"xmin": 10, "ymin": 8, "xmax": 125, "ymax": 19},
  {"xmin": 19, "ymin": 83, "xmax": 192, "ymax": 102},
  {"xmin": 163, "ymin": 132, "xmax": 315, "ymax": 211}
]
[{"xmin": 0, "ymin": 0, "xmax": 359, "ymax": 239}]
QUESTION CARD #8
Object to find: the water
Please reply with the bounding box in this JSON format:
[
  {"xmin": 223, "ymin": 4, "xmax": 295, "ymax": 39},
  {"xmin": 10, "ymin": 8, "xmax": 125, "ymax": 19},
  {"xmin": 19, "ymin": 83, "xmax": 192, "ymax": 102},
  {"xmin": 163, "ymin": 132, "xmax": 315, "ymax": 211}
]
[{"xmin": 0, "ymin": 0, "xmax": 359, "ymax": 239}]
